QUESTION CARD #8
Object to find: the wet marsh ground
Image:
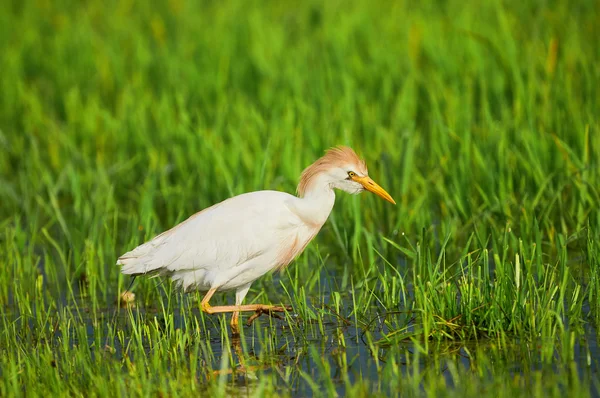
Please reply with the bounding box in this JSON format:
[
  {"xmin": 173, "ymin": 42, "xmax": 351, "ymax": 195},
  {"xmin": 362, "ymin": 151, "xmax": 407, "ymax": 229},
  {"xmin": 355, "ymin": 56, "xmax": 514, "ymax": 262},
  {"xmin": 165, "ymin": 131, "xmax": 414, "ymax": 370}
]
[{"xmin": 1, "ymin": 0, "xmax": 600, "ymax": 396}]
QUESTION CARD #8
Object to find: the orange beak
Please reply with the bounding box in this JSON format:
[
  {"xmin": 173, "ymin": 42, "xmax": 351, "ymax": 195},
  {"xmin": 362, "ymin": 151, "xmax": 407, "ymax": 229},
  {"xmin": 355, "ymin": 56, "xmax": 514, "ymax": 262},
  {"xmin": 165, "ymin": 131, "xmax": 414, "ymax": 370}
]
[{"xmin": 352, "ymin": 175, "xmax": 396, "ymax": 205}]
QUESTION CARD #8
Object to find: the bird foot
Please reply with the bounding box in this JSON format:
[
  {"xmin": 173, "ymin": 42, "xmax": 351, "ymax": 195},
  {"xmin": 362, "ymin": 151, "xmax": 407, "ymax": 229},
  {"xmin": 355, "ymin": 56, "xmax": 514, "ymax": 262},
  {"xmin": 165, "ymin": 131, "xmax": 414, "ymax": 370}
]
[
  {"xmin": 200, "ymin": 302, "xmax": 211, "ymax": 314},
  {"xmin": 246, "ymin": 305, "xmax": 293, "ymax": 326}
]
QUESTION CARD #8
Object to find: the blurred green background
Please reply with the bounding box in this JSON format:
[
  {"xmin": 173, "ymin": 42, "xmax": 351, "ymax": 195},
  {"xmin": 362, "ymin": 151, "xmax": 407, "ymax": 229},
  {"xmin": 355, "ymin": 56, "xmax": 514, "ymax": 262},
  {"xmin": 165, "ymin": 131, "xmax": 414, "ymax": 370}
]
[
  {"xmin": 2, "ymin": 0, "xmax": 598, "ymax": 240},
  {"xmin": 1, "ymin": 0, "xmax": 599, "ymax": 395},
  {"xmin": 1, "ymin": 0, "xmax": 599, "ymax": 322}
]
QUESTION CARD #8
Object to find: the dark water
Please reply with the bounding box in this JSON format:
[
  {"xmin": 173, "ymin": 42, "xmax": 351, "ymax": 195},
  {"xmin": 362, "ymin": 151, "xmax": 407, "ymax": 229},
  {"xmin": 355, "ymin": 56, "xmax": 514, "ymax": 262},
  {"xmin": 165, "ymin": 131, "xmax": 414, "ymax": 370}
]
[
  {"xmin": 6, "ymin": 258, "xmax": 599, "ymax": 396},
  {"xmin": 34, "ymin": 290, "xmax": 597, "ymax": 397}
]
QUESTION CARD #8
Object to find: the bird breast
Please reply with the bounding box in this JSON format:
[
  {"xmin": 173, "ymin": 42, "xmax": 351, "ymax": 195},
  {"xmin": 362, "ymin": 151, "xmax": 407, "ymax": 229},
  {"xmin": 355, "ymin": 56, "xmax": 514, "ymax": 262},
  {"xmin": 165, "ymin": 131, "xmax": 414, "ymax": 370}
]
[{"xmin": 274, "ymin": 227, "xmax": 321, "ymax": 272}]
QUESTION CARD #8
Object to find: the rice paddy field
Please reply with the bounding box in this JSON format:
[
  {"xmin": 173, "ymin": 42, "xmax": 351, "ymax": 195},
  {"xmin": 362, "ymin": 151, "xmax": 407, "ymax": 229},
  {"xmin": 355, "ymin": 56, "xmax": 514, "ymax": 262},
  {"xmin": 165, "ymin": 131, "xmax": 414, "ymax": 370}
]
[{"xmin": 1, "ymin": 0, "xmax": 600, "ymax": 396}]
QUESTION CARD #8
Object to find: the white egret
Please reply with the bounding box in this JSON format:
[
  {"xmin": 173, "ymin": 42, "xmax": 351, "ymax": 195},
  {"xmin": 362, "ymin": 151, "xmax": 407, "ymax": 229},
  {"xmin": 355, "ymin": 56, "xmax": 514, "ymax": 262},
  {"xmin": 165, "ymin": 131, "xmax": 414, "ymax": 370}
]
[{"xmin": 117, "ymin": 146, "xmax": 395, "ymax": 334}]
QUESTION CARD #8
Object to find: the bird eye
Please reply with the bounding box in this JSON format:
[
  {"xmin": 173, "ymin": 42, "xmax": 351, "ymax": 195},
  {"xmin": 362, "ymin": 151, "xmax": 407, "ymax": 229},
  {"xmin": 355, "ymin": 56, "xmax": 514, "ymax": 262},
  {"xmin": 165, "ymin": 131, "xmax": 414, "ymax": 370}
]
[{"xmin": 347, "ymin": 171, "xmax": 356, "ymax": 180}]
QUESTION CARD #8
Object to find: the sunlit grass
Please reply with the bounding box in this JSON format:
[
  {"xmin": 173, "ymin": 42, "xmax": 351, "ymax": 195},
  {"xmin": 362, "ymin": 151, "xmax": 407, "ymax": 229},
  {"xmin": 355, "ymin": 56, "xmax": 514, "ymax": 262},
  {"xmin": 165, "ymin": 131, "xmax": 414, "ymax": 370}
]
[{"xmin": 1, "ymin": 0, "xmax": 599, "ymax": 396}]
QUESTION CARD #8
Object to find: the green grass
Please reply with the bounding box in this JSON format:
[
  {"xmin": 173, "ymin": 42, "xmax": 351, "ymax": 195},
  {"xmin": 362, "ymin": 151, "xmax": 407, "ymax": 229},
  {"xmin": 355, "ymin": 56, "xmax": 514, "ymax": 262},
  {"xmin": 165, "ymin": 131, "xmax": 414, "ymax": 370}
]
[{"xmin": 1, "ymin": 0, "xmax": 599, "ymax": 396}]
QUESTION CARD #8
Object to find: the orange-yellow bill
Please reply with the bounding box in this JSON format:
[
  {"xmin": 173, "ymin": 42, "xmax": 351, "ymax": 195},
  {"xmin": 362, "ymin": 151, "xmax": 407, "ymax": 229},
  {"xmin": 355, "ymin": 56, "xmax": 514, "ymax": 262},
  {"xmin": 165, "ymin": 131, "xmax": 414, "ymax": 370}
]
[{"xmin": 352, "ymin": 175, "xmax": 396, "ymax": 205}]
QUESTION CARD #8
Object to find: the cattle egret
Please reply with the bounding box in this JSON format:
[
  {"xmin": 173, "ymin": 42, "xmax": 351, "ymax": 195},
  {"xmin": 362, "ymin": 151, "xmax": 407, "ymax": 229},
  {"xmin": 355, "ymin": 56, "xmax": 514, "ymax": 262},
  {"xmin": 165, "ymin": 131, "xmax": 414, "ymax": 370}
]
[{"xmin": 117, "ymin": 146, "xmax": 395, "ymax": 335}]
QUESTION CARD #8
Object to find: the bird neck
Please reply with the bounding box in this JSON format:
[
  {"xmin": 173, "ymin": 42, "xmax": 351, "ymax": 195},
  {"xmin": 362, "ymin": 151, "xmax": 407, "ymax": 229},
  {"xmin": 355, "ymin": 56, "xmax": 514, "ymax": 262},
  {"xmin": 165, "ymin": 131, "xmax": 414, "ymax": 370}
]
[{"xmin": 294, "ymin": 174, "xmax": 336, "ymax": 226}]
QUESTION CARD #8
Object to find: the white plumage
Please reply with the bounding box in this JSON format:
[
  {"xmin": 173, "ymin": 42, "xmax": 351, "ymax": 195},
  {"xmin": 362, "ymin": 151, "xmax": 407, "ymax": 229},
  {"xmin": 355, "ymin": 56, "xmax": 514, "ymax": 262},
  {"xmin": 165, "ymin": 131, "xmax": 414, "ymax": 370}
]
[
  {"xmin": 117, "ymin": 146, "xmax": 395, "ymax": 334},
  {"xmin": 118, "ymin": 190, "xmax": 323, "ymax": 291}
]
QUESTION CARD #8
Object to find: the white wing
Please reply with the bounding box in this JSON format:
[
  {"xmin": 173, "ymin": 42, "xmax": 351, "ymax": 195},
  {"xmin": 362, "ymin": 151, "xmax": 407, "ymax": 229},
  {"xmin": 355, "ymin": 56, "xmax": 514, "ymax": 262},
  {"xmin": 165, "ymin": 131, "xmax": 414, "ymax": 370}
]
[{"xmin": 117, "ymin": 190, "xmax": 303, "ymax": 282}]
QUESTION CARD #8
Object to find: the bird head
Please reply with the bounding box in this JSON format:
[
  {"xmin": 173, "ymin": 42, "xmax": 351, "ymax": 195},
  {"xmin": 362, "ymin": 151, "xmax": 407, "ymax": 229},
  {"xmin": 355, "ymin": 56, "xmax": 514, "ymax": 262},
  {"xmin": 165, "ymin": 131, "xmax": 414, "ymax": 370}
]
[{"xmin": 298, "ymin": 146, "xmax": 396, "ymax": 204}]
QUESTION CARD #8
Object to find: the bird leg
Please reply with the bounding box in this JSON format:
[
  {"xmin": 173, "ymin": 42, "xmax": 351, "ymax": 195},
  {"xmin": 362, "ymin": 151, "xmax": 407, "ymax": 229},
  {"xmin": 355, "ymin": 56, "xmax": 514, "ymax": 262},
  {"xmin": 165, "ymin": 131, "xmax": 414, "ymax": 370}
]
[{"xmin": 200, "ymin": 288, "xmax": 292, "ymax": 334}]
